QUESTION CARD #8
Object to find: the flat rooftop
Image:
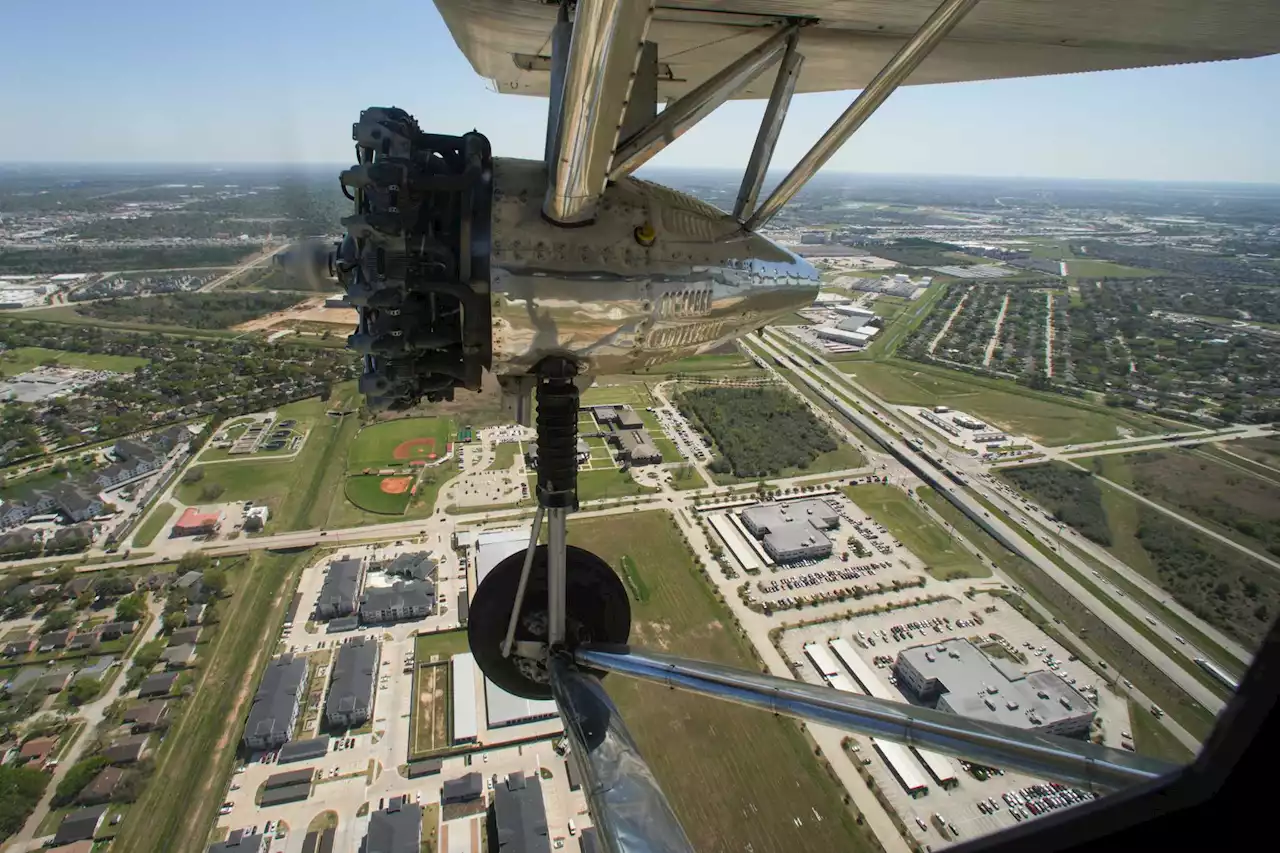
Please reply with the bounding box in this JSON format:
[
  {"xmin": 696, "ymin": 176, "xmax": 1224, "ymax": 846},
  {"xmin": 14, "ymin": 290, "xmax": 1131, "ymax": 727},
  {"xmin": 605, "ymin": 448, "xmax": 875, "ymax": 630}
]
[{"xmin": 897, "ymin": 639, "xmax": 1093, "ymax": 730}]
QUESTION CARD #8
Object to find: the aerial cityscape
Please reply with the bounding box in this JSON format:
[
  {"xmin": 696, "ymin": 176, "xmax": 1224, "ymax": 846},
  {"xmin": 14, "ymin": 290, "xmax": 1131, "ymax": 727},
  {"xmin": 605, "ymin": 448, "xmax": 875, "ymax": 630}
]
[{"xmin": 2, "ymin": 2, "xmax": 1279, "ymax": 852}]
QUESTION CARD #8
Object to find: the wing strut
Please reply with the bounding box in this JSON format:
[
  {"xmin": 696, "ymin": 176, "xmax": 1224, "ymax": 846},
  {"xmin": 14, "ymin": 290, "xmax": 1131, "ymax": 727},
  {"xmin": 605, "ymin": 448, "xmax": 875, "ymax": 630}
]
[
  {"xmin": 744, "ymin": 0, "xmax": 981, "ymax": 230},
  {"xmin": 608, "ymin": 22, "xmax": 801, "ymax": 181},
  {"xmin": 543, "ymin": 0, "xmax": 655, "ymax": 226},
  {"xmin": 734, "ymin": 28, "xmax": 804, "ymax": 220}
]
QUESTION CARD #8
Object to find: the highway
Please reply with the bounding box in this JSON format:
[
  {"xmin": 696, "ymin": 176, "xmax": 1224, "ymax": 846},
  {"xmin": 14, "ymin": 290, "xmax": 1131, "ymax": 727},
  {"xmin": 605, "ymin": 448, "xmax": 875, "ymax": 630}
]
[
  {"xmin": 756, "ymin": 329, "xmax": 1253, "ymax": 671},
  {"xmin": 747, "ymin": 331, "xmax": 1228, "ymax": 716}
]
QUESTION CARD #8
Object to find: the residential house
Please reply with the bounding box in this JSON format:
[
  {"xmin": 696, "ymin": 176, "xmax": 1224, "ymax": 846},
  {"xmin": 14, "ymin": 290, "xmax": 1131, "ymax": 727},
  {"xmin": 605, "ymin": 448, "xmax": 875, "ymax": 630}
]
[
  {"xmin": 51, "ymin": 806, "xmax": 107, "ymax": 846},
  {"xmin": 65, "ymin": 577, "xmax": 94, "ymax": 598},
  {"xmin": 0, "ymin": 527, "xmax": 40, "ymax": 555},
  {"xmin": 138, "ymin": 671, "xmax": 179, "ymax": 698},
  {"xmin": 160, "ymin": 644, "xmax": 196, "ymax": 669},
  {"xmin": 18, "ymin": 735, "xmax": 57, "ymax": 764},
  {"xmin": 3, "ymin": 638, "xmax": 34, "ymax": 658},
  {"xmin": 383, "ymin": 552, "xmax": 436, "ymax": 582},
  {"xmin": 40, "ymin": 667, "xmax": 74, "ymax": 693},
  {"xmin": 359, "ymin": 581, "xmax": 434, "ymax": 625},
  {"xmin": 67, "ymin": 632, "xmax": 98, "ymax": 652},
  {"xmin": 96, "ymin": 621, "xmax": 136, "ymax": 641},
  {"xmin": 184, "ymin": 603, "xmax": 206, "ymax": 626},
  {"xmin": 103, "ymin": 734, "xmax": 150, "ymax": 765},
  {"xmin": 243, "ymin": 654, "xmax": 306, "ymax": 751},
  {"xmin": 441, "ymin": 772, "xmax": 483, "ymax": 804},
  {"xmin": 174, "ymin": 570, "xmax": 207, "ymax": 602},
  {"xmin": 77, "ymin": 766, "xmax": 126, "ymax": 805},
  {"xmin": 123, "ymin": 700, "xmax": 171, "ymax": 733},
  {"xmin": 0, "ymin": 500, "xmax": 34, "ymax": 529},
  {"xmin": 38, "ymin": 629, "xmax": 74, "ymax": 652},
  {"xmin": 168, "ymin": 626, "xmax": 201, "ymax": 646},
  {"xmin": 29, "ymin": 583, "xmax": 62, "ymax": 600},
  {"xmin": 73, "ymin": 656, "xmax": 116, "ymax": 683},
  {"xmin": 493, "ymin": 771, "xmax": 551, "ymax": 853},
  {"xmin": 208, "ymin": 831, "xmax": 265, "ymax": 853}
]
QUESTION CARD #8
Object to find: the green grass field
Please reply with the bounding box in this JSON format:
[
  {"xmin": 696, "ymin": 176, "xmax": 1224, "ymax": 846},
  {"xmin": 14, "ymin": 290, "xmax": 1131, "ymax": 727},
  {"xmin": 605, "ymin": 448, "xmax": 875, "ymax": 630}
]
[
  {"xmin": 487, "ymin": 442, "xmax": 520, "ymax": 471},
  {"xmin": 566, "ymin": 512, "xmax": 873, "ymax": 853},
  {"xmin": 414, "ymin": 629, "xmax": 471, "ymax": 661},
  {"xmin": 580, "ymin": 379, "xmax": 654, "ymax": 408},
  {"xmin": 635, "ymin": 353, "xmax": 752, "ymax": 375},
  {"xmin": 575, "ymin": 469, "xmax": 658, "ymax": 502},
  {"xmin": 1127, "ymin": 699, "xmax": 1196, "ymax": 764},
  {"xmin": 840, "ymin": 361, "xmax": 1167, "ymax": 445},
  {"xmin": 132, "ymin": 502, "xmax": 177, "ymax": 547},
  {"xmin": 343, "ymin": 475, "xmax": 413, "ymax": 515},
  {"xmin": 0, "ymin": 346, "xmax": 149, "ymax": 376},
  {"xmin": 111, "ymin": 549, "xmax": 310, "ymax": 853},
  {"xmin": 845, "ymin": 484, "xmax": 990, "ymax": 579},
  {"xmin": 348, "ymin": 417, "xmax": 453, "ymax": 472}
]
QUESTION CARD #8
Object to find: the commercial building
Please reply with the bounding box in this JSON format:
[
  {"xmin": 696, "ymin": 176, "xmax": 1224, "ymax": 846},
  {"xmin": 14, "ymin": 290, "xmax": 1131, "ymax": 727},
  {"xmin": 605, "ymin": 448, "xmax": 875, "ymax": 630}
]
[
  {"xmin": 452, "ymin": 652, "xmax": 480, "ymax": 743},
  {"xmin": 610, "ymin": 428, "xmax": 662, "ymax": 465},
  {"xmin": 525, "ymin": 438, "xmax": 591, "ymax": 468},
  {"xmin": 325, "ymin": 636, "xmax": 378, "ymax": 729},
  {"xmin": 315, "ymin": 558, "xmax": 363, "ymax": 619},
  {"xmin": 172, "ymin": 507, "xmax": 222, "ymax": 537},
  {"xmin": 243, "ymin": 506, "xmax": 269, "ymax": 532},
  {"xmin": 738, "ymin": 499, "xmax": 838, "ymax": 562},
  {"xmin": 243, "ymin": 653, "xmax": 307, "ymax": 750},
  {"xmin": 473, "ymin": 528, "xmax": 532, "ymax": 586},
  {"xmin": 359, "ymin": 581, "xmax": 435, "ymax": 624},
  {"xmin": 365, "ymin": 801, "xmax": 422, "ymax": 853},
  {"xmin": 895, "ymin": 639, "xmax": 1095, "ymax": 737},
  {"xmin": 485, "ymin": 677, "xmax": 559, "ymax": 729},
  {"xmin": 493, "ymin": 771, "xmax": 551, "ymax": 853},
  {"xmin": 381, "ymin": 551, "xmax": 436, "ymax": 582}
]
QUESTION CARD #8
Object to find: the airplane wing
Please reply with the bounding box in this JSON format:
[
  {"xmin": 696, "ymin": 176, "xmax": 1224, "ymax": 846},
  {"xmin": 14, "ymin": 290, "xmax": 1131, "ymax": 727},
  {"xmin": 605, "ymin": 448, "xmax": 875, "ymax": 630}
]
[{"xmin": 435, "ymin": 0, "xmax": 1280, "ymax": 99}]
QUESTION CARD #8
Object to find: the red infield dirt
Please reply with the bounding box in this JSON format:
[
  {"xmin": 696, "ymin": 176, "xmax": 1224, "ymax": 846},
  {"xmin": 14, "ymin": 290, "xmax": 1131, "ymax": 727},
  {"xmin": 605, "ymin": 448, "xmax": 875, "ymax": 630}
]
[
  {"xmin": 380, "ymin": 476, "xmax": 413, "ymax": 494},
  {"xmin": 393, "ymin": 437, "xmax": 438, "ymax": 460}
]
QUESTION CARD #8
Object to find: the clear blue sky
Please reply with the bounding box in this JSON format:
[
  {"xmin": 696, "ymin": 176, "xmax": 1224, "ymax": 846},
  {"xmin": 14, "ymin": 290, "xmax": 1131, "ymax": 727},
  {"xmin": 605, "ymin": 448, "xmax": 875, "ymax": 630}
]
[{"xmin": 4, "ymin": 0, "xmax": 1278, "ymax": 182}]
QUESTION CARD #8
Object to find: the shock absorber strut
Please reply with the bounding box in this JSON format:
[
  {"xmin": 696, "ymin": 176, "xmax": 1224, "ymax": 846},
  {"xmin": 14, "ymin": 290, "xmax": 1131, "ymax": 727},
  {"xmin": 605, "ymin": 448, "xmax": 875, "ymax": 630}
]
[{"xmin": 534, "ymin": 357, "xmax": 580, "ymax": 649}]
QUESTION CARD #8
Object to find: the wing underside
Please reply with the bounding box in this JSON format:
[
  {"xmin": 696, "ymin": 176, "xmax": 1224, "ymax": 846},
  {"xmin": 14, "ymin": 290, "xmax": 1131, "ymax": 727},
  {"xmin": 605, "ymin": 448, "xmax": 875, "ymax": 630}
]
[{"xmin": 435, "ymin": 0, "xmax": 1280, "ymax": 99}]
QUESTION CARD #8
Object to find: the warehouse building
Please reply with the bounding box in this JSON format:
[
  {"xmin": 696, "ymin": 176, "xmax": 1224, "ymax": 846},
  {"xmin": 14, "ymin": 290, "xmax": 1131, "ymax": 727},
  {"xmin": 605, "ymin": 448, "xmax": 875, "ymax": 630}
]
[
  {"xmin": 243, "ymin": 654, "xmax": 307, "ymax": 750},
  {"xmin": 895, "ymin": 639, "xmax": 1096, "ymax": 737},
  {"xmin": 452, "ymin": 652, "xmax": 480, "ymax": 743},
  {"xmin": 325, "ymin": 637, "xmax": 378, "ymax": 729},
  {"xmin": 316, "ymin": 558, "xmax": 363, "ymax": 619},
  {"xmin": 738, "ymin": 499, "xmax": 838, "ymax": 562},
  {"xmin": 485, "ymin": 677, "xmax": 559, "ymax": 729}
]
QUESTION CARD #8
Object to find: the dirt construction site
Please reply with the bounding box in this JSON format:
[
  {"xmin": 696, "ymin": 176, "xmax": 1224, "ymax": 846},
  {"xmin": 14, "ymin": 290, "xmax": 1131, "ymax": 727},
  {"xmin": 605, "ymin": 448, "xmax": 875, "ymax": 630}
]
[{"xmin": 231, "ymin": 295, "xmax": 358, "ymax": 333}]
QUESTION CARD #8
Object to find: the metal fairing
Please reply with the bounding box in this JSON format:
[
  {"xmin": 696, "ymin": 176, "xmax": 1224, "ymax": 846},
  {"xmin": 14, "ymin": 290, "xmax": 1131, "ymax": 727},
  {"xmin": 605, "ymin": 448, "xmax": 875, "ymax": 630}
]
[{"xmin": 487, "ymin": 157, "xmax": 818, "ymax": 376}]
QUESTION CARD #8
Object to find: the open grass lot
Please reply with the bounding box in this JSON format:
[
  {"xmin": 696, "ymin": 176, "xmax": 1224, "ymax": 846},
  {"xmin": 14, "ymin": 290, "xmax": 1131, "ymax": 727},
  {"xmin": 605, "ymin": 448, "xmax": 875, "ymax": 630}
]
[
  {"xmin": 344, "ymin": 475, "xmax": 413, "ymax": 515},
  {"xmin": 111, "ymin": 548, "xmax": 310, "ymax": 853},
  {"xmin": 414, "ymin": 629, "xmax": 471, "ymax": 661},
  {"xmin": 576, "ymin": 468, "xmax": 658, "ymax": 502},
  {"xmin": 176, "ymin": 385, "xmax": 362, "ymax": 532},
  {"xmin": 1094, "ymin": 448, "xmax": 1280, "ymax": 558},
  {"xmin": 1224, "ymin": 436, "xmax": 1280, "ymax": 472},
  {"xmin": 348, "ymin": 417, "xmax": 453, "ymax": 473},
  {"xmin": 133, "ymin": 502, "xmax": 177, "ymax": 547},
  {"xmin": 580, "ymin": 379, "xmax": 654, "ymax": 408},
  {"xmin": 487, "ymin": 442, "xmax": 520, "ymax": 471},
  {"xmin": 566, "ymin": 512, "xmax": 872, "ymax": 853},
  {"xmin": 635, "ymin": 352, "xmax": 752, "ymax": 375},
  {"xmin": 0, "ymin": 345, "xmax": 149, "ymax": 375},
  {"xmin": 840, "ymin": 360, "xmax": 1168, "ymax": 445},
  {"xmin": 1127, "ymin": 699, "xmax": 1196, "ymax": 764},
  {"xmin": 845, "ymin": 484, "xmax": 990, "ymax": 580},
  {"xmin": 410, "ymin": 661, "xmax": 450, "ymax": 757},
  {"xmin": 1077, "ymin": 452, "xmax": 1280, "ymax": 648}
]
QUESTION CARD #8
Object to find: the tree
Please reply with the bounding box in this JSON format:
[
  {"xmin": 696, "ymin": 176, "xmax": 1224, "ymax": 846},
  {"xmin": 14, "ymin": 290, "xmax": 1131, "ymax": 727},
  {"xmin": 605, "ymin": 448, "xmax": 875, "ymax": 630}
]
[
  {"xmin": 199, "ymin": 483, "xmax": 225, "ymax": 502},
  {"xmin": 115, "ymin": 593, "xmax": 145, "ymax": 623},
  {"xmin": 133, "ymin": 638, "xmax": 166, "ymax": 671},
  {"xmin": 201, "ymin": 567, "xmax": 227, "ymax": 597},
  {"xmin": 65, "ymin": 678, "xmax": 101, "ymax": 707},
  {"xmin": 0, "ymin": 766, "xmax": 49, "ymax": 839},
  {"xmin": 181, "ymin": 467, "xmax": 205, "ymax": 485},
  {"xmin": 176, "ymin": 552, "xmax": 211, "ymax": 575},
  {"xmin": 41, "ymin": 609, "xmax": 74, "ymax": 634},
  {"xmin": 162, "ymin": 611, "xmax": 186, "ymax": 632},
  {"xmin": 52, "ymin": 756, "xmax": 109, "ymax": 806},
  {"xmin": 51, "ymin": 565, "xmax": 76, "ymax": 585}
]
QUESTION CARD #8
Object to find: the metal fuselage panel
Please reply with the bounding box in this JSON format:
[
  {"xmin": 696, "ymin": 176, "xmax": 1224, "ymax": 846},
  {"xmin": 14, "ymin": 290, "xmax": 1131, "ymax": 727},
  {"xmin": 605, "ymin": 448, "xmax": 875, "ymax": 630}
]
[{"xmin": 488, "ymin": 158, "xmax": 818, "ymax": 376}]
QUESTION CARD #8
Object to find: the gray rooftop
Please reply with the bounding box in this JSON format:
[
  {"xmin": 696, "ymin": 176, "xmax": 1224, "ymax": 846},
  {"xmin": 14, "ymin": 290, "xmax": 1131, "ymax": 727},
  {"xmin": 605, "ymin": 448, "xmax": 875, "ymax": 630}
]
[
  {"xmin": 896, "ymin": 639, "xmax": 1094, "ymax": 730},
  {"xmin": 365, "ymin": 802, "xmax": 422, "ymax": 853},
  {"xmin": 740, "ymin": 499, "xmax": 840, "ymax": 534},
  {"xmin": 317, "ymin": 559, "xmax": 362, "ymax": 615},
  {"xmin": 384, "ymin": 552, "xmax": 436, "ymax": 581},
  {"xmin": 494, "ymin": 771, "xmax": 550, "ymax": 853},
  {"xmin": 208, "ymin": 832, "xmax": 266, "ymax": 852},
  {"xmin": 359, "ymin": 580, "xmax": 435, "ymax": 619},
  {"xmin": 244, "ymin": 654, "xmax": 306, "ymax": 744},
  {"xmin": 325, "ymin": 637, "xmax": 377, "ymax": 721}
]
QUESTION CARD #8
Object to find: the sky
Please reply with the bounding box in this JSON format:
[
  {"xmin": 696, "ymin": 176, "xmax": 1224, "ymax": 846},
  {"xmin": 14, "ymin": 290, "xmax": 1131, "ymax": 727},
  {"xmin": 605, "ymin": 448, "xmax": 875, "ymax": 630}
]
[{"xmin": 3, "ymin": 0, "xmax": 1279, "ymax": 183}]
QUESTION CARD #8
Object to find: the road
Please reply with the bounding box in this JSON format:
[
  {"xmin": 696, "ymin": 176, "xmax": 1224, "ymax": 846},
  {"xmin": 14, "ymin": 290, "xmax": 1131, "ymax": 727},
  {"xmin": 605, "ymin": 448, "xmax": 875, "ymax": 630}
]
[
  {"xmin": 199, "ymin": 244, "xmax": 289, "ymax": 291},
  {"xmin": 749, "ymin": 331, "xmax": 1227, "ymax": 716}
]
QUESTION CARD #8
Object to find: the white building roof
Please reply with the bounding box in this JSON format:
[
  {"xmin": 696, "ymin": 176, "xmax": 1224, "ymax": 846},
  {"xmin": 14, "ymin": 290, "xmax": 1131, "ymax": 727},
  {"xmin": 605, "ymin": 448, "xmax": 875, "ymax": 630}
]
[
  {"xmin": 484, "ymin": 676, "xmax": 559, "ymax": 728},
  {"xmin": 452, "ymin": 652, "xmax": 479, "ymax": 742},
  {"xmin": 474, "ymin": 527, "xmax": 531, "ymax": 585},
  {"xmin": 706, "ymin": 513, "xmax": 763, "ymax": 572},
  {"xmin": 803, "ymin": 642, "xmax": 841, "ymax": 680}
]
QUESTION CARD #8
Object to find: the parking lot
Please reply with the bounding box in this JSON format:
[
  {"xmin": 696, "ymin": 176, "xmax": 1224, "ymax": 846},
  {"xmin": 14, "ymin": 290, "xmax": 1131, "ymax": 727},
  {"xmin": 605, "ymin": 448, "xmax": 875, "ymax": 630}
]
[
  {"xmin": 650, "ymin": 404, "xmax": 707, "ymax": 462},
  {"xmin": 779, "ymin": 595, "xmax": 1133, "ymax": 848}
]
